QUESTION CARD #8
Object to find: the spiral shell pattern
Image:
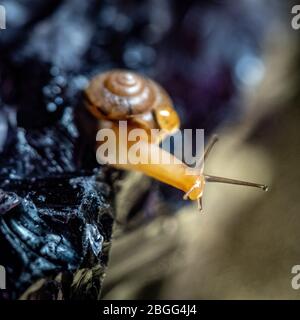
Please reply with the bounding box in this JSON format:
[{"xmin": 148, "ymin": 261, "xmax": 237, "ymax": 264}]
[{"xmin": 85, "ymin": 70, "xmax": 158, "ymax": 120}]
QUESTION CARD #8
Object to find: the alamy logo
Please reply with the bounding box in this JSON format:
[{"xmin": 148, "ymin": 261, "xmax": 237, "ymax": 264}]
[
  {"xmin": 292, "ymin": 5, "xmax": 300, "ymax": 30},
  {"xmin": 291, "ymin": 265, "xmax": 300, "ymax": 290},
  {"xmin": 95, "ymin": 123, "xmax": 205, "ymax": 175},
  {"xmin": 0, "ymin": 5, "xmax": 6, "ymax": 30},
  {"xmin": 0, "ymin": 265, "xmax": 6, "ymax": 289}
]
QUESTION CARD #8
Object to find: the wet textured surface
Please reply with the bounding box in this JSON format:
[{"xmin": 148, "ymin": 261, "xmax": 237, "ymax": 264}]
[
  {"xmin": 0, "ymin": 0, "xmax": 118, "ymax": 299},
  {"xmin": 0, "ymin": 105, "xmax": 114, "ymax": 299}
]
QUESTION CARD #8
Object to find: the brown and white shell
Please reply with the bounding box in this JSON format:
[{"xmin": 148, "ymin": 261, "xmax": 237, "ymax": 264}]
[{"xmin": 84, "ymin": 69, "xmax": 180, "ymax": 134}]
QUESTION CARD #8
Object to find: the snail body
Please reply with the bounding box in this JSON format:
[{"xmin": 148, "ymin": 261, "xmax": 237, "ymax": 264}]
[{"xmin": 85, "ymin": 69, "xmax": 268, "ymax": 210}]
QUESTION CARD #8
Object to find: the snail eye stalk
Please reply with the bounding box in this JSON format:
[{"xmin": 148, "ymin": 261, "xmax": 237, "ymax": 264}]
[
  {"xmin": 200, "ymin": 134, "xmax": 219, "ymax": 169},
  {"xmin": 204, "ymin": 175, "xmax": 269, "ymax": 191}
]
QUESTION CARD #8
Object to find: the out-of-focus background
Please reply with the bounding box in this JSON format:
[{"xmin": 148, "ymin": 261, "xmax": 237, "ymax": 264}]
[{"xmin": 99, "ymin": 0, "xmax": 300, "ymax": 299}]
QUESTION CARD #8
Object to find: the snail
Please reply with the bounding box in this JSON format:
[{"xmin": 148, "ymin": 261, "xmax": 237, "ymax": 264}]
[{"xmin": 84, "ymin": 69, "xmax": 268, "ymax": 211}]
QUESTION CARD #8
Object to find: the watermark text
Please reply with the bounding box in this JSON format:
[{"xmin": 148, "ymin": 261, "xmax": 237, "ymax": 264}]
[
  {"xmin": 0, "ymin": 265, "xmax": 6, "ymax": 289},
  {"xmin": 0, "ymin": 5, "xmax": 6, "ymax": 30},
  {"xmin": 291, "ymin": 5, "xmax": 300, "ymax": 30},
  {"xmin": 95, "ymin": 122, "xmax": 204, "ymax": 175}
]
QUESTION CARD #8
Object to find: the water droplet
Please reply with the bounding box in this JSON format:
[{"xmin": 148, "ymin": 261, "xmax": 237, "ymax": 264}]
[
  {"xmin": 86, "ymin": 224, "xmax": 103, "ymax": 257},
  {"xmin": 47, "ymin": 103, "xmax": 57, "ymax": 112}
]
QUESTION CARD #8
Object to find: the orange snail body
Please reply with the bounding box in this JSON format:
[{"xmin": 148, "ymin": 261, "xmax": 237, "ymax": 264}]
[{"xmin": 84, "ymin": 69, "xmax": 268, "ymax": 210}]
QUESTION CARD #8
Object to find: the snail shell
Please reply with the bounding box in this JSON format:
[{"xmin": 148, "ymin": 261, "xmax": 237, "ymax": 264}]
[{"xmin": 85, "ymin": 69, "xmax": 180, "ymax": 134}]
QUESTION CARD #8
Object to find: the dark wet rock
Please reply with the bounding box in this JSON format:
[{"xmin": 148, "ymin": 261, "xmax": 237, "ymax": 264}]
[
  {"xmin": 0, "ymin": 174, "xmax": 113, "ymax": 299},
  {"xmin": 0, "ymin": 189, "xmax": 21, "ymax": 215},
  {"xmin": 0, "ymin": 64, "xmax": 114, "ymax": 299}
]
